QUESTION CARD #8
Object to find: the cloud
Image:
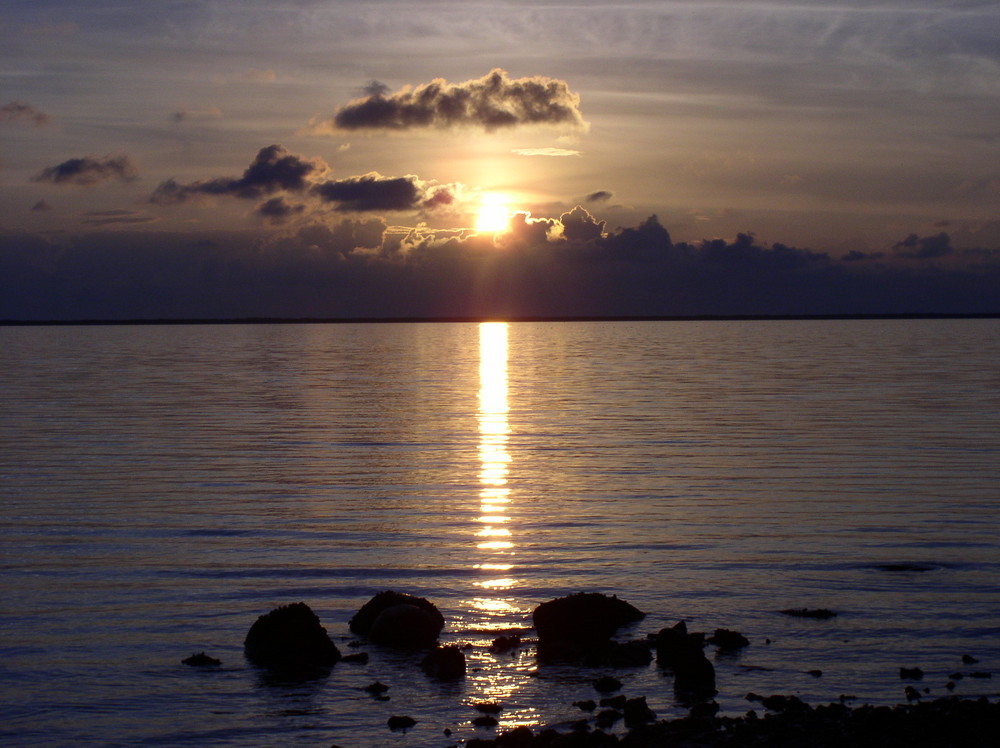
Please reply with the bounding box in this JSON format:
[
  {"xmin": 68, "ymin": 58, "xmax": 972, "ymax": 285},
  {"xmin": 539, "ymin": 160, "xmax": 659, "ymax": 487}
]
[
  {"xmin": 327, "ymin": 68, "xmax": 587, "ymax": 133},
  {"xmin": 81, "ymin": 210, "xmax": 158, "ymax": 228},
  {"xmin": 892, "ymin": 232, "xmax": 954, "ymax": 259},
  {"xmin": 513, "ymin": 148, "xmax": 582, "ymax": 157},
  {"xmin": 559, "ymin": 205, "xmax": 606, "ymax": 242},
  {"xmin": 1, "ymin": 101, "xmax": 51, "ymax": 127},
  {"xmin": 255, "ymin": 197, "xmax": 306, "ymax": 225},
  {"xmin": 585, "ymin": 190, "xmax": 613, "ymax": 203},
  {"xmin": 30, "ymin": 200, "xmax": 52, "ymax": 212},
  {"xmin": 244, "ymin": 68, "xmax": 276, "ymax": 82},
  {"xmin": 34, "ymin": 154, "xmax": 137, "ymax": 186},
  {"xmin": 170, "ymin": 107, "xmax": 223, "ymax": 123},
  {"xmin": 311, "ymin": 173, "xmax": 452, "ymax": 212},
  {"xmin": 150, "ymin": 145, "xmax": 326, "ymax": 204}
]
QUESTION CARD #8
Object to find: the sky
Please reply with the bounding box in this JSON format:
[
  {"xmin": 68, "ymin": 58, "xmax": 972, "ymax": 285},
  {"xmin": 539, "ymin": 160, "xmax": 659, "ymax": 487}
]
[{"xmin": 2, "ymin": 0, "xmax": 999, "ymax": 319}]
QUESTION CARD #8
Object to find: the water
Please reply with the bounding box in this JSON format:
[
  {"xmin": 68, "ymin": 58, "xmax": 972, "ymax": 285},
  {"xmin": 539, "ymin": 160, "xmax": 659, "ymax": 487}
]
[{"xmin": 1, "ymin": 319, "xmax": 998, "ymax": 746}]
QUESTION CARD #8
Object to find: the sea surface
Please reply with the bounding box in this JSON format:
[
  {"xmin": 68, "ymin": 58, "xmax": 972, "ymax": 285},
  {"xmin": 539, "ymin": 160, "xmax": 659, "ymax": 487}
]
[{"xmin": 1, "ymin": 319, "xmax": 999, "ymax": 747}]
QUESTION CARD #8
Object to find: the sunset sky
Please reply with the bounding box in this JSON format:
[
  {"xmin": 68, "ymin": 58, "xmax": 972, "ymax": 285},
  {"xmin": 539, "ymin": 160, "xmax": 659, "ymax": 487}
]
[{"xmin": 3, "ymin": 1, "xmax": 999, "ymax": 319}]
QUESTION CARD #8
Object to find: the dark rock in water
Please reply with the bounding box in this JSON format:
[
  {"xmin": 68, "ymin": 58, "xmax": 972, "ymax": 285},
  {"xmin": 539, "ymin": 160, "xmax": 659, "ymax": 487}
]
[
  {"xmin": 243, "ymin": 602, "xmax": 340, "ymax": 676},
  {"xmin": 363, "ymin": 681, "xmax": 389, "ymax": 695},
  {"xmin": 340, "ymin": 652, "xmax": 368, "ymax": 664},
  {"xmin": 476, "ymin": 702, "xmax": 503, "ymax": 714},
  {"xmin": 946, "ymin": 681, "xmax": 956, "ymax": 691},
  {"xmin": 948, "ymin": 672, "xmax": 964, "ymax": 680},
  {"xmin": 689, "ymin": 701, "xmax": 720, "ymax": 720},
  {"xmin": 533, "ymin": 593, "xmax": 643, "ymax": 660},
  {"xmin": 350, "ymin": 591, "xmax": 444, "ymax": 648},
  {"xmin": 182, "ymin": 652, "xmax": 221, "ymax": 667},
  {"xmin": 961, "ymin": 654, "xmax": 979, "ymax": 664},
  {"xmin": 780, "ymin": 608, "xmax": 837, "ymax": 619},
  {"xmin": 420, "ymin": 645, "xmax": 466, "ymax": 680},
  {"xmin": 473, "ymin": 714, "xmax": 499, "ymax": 728},
  {"xmin": 595, "ymin": 709, "xmax": 623, "ymax": 728},
  {"xmin": 623, "ymin": 696, "xmax": 656, "ymax": 727},
  {"xmin": 489, "ymin": 633, "xmax": 522, "ymax": 654},
  {"xmin": 707, "ymin": 628, "xmax": 750, "ymax": 650},
  {"xmin": 900, "ymin": 667, "xmax": 924, "ymax": 680},
  {"xmin": 874, "ymin": 563, "xmax": 937, "ymax": 572},
  {"xmin": 968, "ymin": 671, "xmax": 992, "ymax": 679},
  {"xmin": 574, "ymin": 699, "xmax": 597, "ymax": 712},
  {"xmin": 761, "ymin": 694, "xmax": 807, "ymax": 713},
  {"xmin": 806, "ymin": 669, "xmax": 823, "ymax": 677},
  {"xmin": 904, "ymin": 685, "xmax": 921, "ymax": 701},
  {"xmin": 593, "ymin": 675, "xmax": 622, "ymax": 693},
  {"xmin": 656, "ymin": 621, "xmax": 716, "ymax": 700},
  {"xmin": 582, "ymin": 639, "xmax": 653, "ymax": 668},
  {"xmin": 599, "ymin": 695, "xmax": 627, "ymax": 709},
  {"xmin": 387, "ymin": 715, "xmax": 416, "ymax": 731}
]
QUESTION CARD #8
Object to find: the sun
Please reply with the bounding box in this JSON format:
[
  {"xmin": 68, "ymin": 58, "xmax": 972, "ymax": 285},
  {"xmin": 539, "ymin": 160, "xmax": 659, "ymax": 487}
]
[{"xmin": 475, "ymin": 193, "xmax": 512, "ymax": 233}]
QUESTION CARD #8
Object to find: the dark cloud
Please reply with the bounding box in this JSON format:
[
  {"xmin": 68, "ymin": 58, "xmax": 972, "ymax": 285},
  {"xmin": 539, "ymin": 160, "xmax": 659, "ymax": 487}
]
[
  {"xmin": 255, "ymin": 197, "xmax": 306, "ymax": 225},
  {"xmin": 0, "ymin": 101, "xmax": 51, "ymax": 127},
  {"xmin": 150, "ymin": 145, "xmax": 325, "ymax": 204},
  {"xmin": 585, "ymin": 190, "xmax": 613, "ymax": 203},
  {"xmin": 311, "ymin": 173, "xmax": 452, "ymax": 213},
  {"xmin": 34, "ymin": 154, "xmax": 137, "ymax": 186},
  {"xmin": 170, "ymin": 107, "xmax": 222, "ymax": 123},
  {"xmin": 81, "ymin": 210, "xmax": 158, "ymax": 228},
  {"xmin": 3, "ymin": 212, "xmax": 999, "ymax": 321},
  {"xmin": 329, "ymin": 68, "xmax": 587, "ymax": 133},
  {"xmin": 31, "ymin": 200, "xmax": 52, "ymax": 212},
  {"xmin": 893, "ymin": 232, "xmax": 954, "ymax": 259}
]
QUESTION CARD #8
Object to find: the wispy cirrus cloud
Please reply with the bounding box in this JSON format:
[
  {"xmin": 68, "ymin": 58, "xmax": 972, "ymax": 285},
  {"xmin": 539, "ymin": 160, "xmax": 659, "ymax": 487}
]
[
  {"xmin": 320, "ymin": 68, "xmax": 588, "ymax": 134},
  {"xmin": 512, "ymin": 147, "xmax": 582, "ymax": 157}
]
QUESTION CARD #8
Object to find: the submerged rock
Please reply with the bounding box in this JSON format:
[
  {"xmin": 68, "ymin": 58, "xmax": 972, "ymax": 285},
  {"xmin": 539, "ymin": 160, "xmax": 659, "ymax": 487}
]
[
  {"xmin": 243, "ymin": 602, "xmax": 340, "ymax": 676},
  {"xmin": 780, "ymin": 608, "xmax": 837, "ymax": 619},
  {"xmin": 656, "ymin": 621, "xmax": 716, "ymax": 700},
  {"xmin": 350, "ymin": 591, "xmax": 444, "ymax": 649},
  {"xmin": 387, "ymin": 715, "xmax": 416, "ymax": 731},
  {"xmin": 182, "ymin": 651, "xmax": 221, "ymax": 667},
  {"xmin": 420, "ymin": 644, "xmax": 466, "ymax": 680},
  {"xmin": 533, "ymin": 592, "xmax": 644, "ymax": 660},
  {"xmin": 707, "ymin": 628, "xmax": 750, "ymax": 650}
]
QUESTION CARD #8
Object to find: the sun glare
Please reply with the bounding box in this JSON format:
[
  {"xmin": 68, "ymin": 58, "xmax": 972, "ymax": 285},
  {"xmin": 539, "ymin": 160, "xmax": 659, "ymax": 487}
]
[{"xmin": 476, "ymin": 193, "xmax": 512, "ymax": 233}]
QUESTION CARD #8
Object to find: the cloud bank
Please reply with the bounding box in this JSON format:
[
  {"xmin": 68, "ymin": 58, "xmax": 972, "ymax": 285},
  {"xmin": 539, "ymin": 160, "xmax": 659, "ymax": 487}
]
[
  {"xmin": 327, "ymin": 69, "xmax": 587, "ymax": 133},
  {"xmin": 0, "ymin": 101, "xmax": 51, "ymax": 127},
  {"xmin": 3, "ymin": 207, "xmax": 998, "ymax": 321}
]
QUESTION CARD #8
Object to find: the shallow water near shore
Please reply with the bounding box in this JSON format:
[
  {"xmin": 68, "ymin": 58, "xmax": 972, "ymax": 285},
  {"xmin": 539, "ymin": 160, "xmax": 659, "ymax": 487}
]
[{"xmin": 2, "ymin": 318, "xmax": 999, "ymax": 746}]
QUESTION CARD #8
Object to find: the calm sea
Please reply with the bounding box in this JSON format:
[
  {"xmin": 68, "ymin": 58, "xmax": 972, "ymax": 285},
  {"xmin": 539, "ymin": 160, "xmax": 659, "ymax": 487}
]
[{"xmin": 1, "ymin": 319, "xmax": 998, "ymax": 746}]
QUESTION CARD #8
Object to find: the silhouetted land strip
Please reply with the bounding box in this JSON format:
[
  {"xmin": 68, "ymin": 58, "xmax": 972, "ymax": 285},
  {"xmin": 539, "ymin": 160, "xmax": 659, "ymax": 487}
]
[{"xmin": 3, "ymin": 312, "xmax": 998, "ymax": 326}]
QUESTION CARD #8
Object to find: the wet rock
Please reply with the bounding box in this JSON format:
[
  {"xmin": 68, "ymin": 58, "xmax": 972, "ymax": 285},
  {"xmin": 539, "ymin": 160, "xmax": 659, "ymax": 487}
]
[
  {"xmin": 900, "ymin": 667, "xmax": 924, "ymax": 680},
  {"xmin": 595, "ymin": 709, "xmax": 623, "ymax": 728},
  {"xmin": 341, "ymin": 652, "xmax": 368, "ymax": 664},
  {"xmin": 948, "ymin": 672, "xmax": 964, "ymax": 680},
  {"xmin": 946, "ymin": 681, "xmax": 956, "ymax": 691},
  {"xmin": 533, "ymin": 593, "xmax": 644, "ymax": 660},
  {"xmin": 599, "ymin": 695, "xmax": 626, "ymax": 709},
  {"xmin": 476, "ymin": 702, "xmax": 503, "ymax": 714},
  {"xmin": 574, "ymin": 699, "xmax": 597, "ymax": 712},
  {"xmin": 873, "ymin": 563, "xmax": 937, "ymax": 572},
  {"xmin": 968, "ymin": 671, "xmax": 992, "ymax": 679},
  {"xmin": 961, "ymin": 654, "xmax": 979, "ymax": 664},
  {"xmin": 655, "ymin": 621, "xmax": 717, "ymax": 700},
  {"xmin": 623, "ymin": 696, "xmax": 656, "ymax": 727},
  {"xmin": 363, "ymin": 681, "xmax": 389, "ymax": 695},
  {"xmin": 243, "ymin": 602, "xmax": 340, "ymax": 676},
  {"xmin": 761, "ymin": 694, "xmax": 807, "ymax": 713},
  {"xmin": 420, "ymin": 645, "xmax": 466, "ymax": 680},
  {"xmin": 904, "ymin": 685, "xmax": 921, "ymax": 701},
  {"xmin": 582, "ymin": 639, "xmax": 653, "ymax": 668},
  {"xmin": 806, "ymin": 669, "xmax": 823, "ymax": 677},
  {"xmin": 350, "ymin": 591, "xmax": 444, "ymax": 648},
  {"xmin": 387, "ymin": 715, "xmax": 416, "ymax": 731},
  {"xmin": 707, "ymin": 628, "xmax": 750, "ymax": 650},
  {"xmin": 489, "ymin": 633, "xmax": 522, "ymax": 654},
  {"xmin": 689, "ymin": 701, "xmax": 720, "ymax": 720},
  {"xmin": 593, "ymin": 675, "xmax": 622, "ymax": 693},
  {"xmin": 182, "ymin": 652, "xmax": 221, "ymax": 667},
  {"xmin": 779, "ymin": 608, "xmax": 837, "ymax": 619},
  {"xmin": 473, "ymin": 714, "xmax": 500, "ymax": 727}
]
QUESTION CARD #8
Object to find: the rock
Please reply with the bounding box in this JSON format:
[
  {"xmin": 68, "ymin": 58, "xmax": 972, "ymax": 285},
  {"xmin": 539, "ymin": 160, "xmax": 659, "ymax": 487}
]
[
  {"xmin": 581, "ymin": 639, "xmax": 653, "ymax": 668},
  {"xmin": 489, "ymin": 633, "xmax": 522, "ymax": 654},
  {"xmin": 873, "ymin": 563, "xmax": 937, "ymax": 572},
  {"xmin": 961, "ymin": 654, "xmax": 979, "ymax": 664},
  {"xmin": 182, "ymin": 652, "xmax": 221, "ymax": 667},
  {"xmin": 420, "ymin": 645, "xmax": 466, "ymax": 680},
  {"xmin": 904, "ymin": 685, "xmax": 921, "ymax": 701},
  {"xmin": 623, "ymin": 696, "xmax": 656, "ymax": 727},
  {"xmin": 806, "ymin": 669, "xmax": 823, "ymax": 677},
  {"xmin": 595, "ymin": 709, "xmax": 622, "ymax": 728},
  {"xmin": 473, "ymin": 715, "xmax": 500, "ymax": 727},
  {"xmin": 689, "ymin": 701, "xmax": 720, "ymax": 720},
  {"xmin": 761, "ymin": 694, "xmax": 807, "ymax": 712},
  {"xmin": 707, "ymin": 628, "xmax": 750, "ymax": 650},
  {"xmin": 363, "ymin": 681, "xmax": 389, "ymax": 695},
  {"xmin": 968, "ymin": 671, "xmax": 992, "ymax": 679},
  {"xmin": 476, "ymin": 702, "xmax": 503, "ymax": 714},
  {"xmin": 900, "ymin": 667, "xmax": 924, "ymax": 680},
  {"xmin": 532, "ymin": 593, "xmax": 644, "ymax": 660},
  {"xmin": 341, "ymin": 652, "xmax": 369, "ymax": 664},
  {"xmin": 593, "ymin": 675, "xmax": 622, "ymax": 693},
  {"xmin": 656, "ymin": 622, "xmax": 716, "ymax": 700},
  {"xmin": 574, "ymin": 699, "xmax": 597, "ymax": 712},
  {"xmin": 387, "ymin": 715, "xmax": 416, "ymax": 731},
  {"xmin": 243, "ymin": 602, "xmax": 340, "ymax": 676},
  {"xmin": 350, "ymin": 591, "xmax": 444, "ymax": 648},
  {"xmin": 599, "ymin": 695, "xmax": 626, "ymax": 709},
  {"xmin": 779, "ymin": 608, "xmax": 837, "ymax": 619}
]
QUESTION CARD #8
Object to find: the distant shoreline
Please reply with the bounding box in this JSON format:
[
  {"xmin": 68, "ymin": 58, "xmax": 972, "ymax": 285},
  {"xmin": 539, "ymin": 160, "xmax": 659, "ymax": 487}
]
[{"xmin": 2, "ymin": 312, "xmax": 998, "ymax": 327}]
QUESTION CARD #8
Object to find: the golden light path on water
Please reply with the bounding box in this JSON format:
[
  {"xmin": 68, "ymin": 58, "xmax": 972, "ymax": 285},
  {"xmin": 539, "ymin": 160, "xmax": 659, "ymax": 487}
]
[{"xmin": 465, "ymin": 322, "xmax": 539, "ymax": 723}]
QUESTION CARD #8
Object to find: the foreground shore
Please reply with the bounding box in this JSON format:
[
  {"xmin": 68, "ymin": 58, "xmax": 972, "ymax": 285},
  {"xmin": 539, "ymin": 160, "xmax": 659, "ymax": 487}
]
[{"xmin": 459, "ymin": 695, "xmax": 1000, "ymax": 747}]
